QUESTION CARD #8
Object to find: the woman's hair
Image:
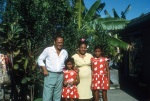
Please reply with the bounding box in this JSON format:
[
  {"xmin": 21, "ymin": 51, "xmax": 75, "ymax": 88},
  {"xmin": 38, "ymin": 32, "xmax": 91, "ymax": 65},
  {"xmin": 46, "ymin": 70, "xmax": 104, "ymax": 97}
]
[
  {"xmin": 78, "ymin": 38, "xmax": 88, "ymax": 48},
  {"xmin": 65, "ymin": 57, "xmax": 75, "ymax": 69}
]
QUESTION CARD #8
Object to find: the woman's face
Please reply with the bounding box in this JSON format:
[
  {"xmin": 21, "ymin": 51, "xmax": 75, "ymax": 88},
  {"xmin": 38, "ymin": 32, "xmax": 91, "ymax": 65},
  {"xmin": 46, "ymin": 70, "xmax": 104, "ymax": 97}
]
[{"xmin": 78, "ymin": 44, "xmax": 87, "ymax": 55}]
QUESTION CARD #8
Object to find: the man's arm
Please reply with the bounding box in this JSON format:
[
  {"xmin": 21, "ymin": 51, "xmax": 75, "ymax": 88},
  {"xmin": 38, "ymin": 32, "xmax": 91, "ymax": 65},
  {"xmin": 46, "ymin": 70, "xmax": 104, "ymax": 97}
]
[{"xmin": 38, "ymin": 48, "xmax": 48, "ymax": 76}]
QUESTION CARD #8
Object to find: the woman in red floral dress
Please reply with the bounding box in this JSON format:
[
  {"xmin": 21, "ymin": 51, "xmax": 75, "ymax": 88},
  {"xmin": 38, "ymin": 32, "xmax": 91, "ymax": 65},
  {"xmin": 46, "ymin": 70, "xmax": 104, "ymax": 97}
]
[
  {"xmin": 62, "ymin": 57, "xmax": 80, "ymax": 101},
  {"xmin": 91, "ymin": 45, "xmax": 110, "ymax": 101}
]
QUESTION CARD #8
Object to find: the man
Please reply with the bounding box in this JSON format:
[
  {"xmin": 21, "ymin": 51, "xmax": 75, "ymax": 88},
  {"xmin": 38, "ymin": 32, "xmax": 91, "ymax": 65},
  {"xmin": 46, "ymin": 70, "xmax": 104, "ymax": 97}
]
[{"xmin": 38, "ymin": 34, "xmax": 68, "ymax": 101}]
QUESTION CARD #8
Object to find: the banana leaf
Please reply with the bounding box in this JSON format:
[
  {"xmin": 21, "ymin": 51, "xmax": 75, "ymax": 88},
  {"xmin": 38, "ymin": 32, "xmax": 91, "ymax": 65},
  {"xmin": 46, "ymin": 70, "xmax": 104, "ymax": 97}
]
[
  {"xmin": 83, "ymin": 0, "xmax": 100, "ymax": 22},
  {"xmin": 74, "ymin": 0, "xmax": 85, "ymax": 30},
  {"xmin": 104, "ymin": 9, "xmax": 111, "ymax": 18},
  {"xmin": 92, "ymin": 18, "xmax": 130, "ymax": 30},
  {"xmin": 106, "ymin": 34, "xmax": 130, "ymax": 50},
  {"xmin": 112, "ymin": 8, "xmax": 120, "ymax": 18}
]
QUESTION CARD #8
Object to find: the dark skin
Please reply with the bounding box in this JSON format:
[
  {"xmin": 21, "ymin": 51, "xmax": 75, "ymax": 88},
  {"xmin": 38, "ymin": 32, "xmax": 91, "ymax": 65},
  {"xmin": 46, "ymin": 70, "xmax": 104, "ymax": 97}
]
[
  {"xmin": 41, "ymin": 37, "xmax": 64, "ymax": 76},
  {"xmin": 78, "ymin": 44, "xmax": 87, "ymax": 58},
  {"xmin": 92, "ymin": 48, "xmax": 110, "ymax": 101},
  {"xmin": 74, "ymin": 44, "xmax": 87, "ymax": 71},
  {"xmin": 62, "ymin": 62, "xmax": 80, "ymax": 101},
  {"xmin": 76, "ymin": 44, "xmax": 93, "ymax": 101}
]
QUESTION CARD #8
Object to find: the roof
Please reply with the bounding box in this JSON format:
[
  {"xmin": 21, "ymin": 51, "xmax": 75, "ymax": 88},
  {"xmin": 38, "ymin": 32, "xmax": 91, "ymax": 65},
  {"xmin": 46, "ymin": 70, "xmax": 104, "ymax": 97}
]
[
  {"xmin": 121, "ymin": 12, "xmax": 150, "ymax": 36},
  {"xmin": 127, "ymin": 12, "xmax": 150, "ymax": 27}
]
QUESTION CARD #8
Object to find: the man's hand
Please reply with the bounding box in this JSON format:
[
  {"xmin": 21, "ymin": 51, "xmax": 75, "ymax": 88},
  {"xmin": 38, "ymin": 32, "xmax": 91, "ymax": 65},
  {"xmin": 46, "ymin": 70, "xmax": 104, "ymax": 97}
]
[{"xmin": 41, "ymin": 66, "xmax": 48, "ymax": 76}]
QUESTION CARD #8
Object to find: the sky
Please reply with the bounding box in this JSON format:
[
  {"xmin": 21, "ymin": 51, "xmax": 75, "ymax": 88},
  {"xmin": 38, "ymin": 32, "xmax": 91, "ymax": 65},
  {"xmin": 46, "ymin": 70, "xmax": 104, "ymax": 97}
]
[{"xmin": 84, "ymin": 0, "xmax": 150, "ymax": 20}]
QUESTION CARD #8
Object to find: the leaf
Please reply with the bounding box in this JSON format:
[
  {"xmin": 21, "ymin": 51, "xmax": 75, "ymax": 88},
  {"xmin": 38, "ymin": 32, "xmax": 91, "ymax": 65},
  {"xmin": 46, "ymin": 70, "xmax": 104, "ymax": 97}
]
[
  {"xmin": 13, "ymin": 49, "xmax": 20, "ymax": 56},
  {"xmin": 43, "ymin": 1, "xmax": 49, "ymax": 8},
  {"xmin": 14, "ymin": 64, "xmax": 19, "ymax": 69},
  {"xmin": 21, "ymin": 78, "xmax": 27, "ymax": 84},
  {"xmin": 26, "ymin": 77, "xmax": 31, "ymax": 81},
  {"xmin": 32, "ymin": 65, "xmax": 36, "ymax": 70},
  {"xmin": 106, "ymin": 34, "xmax": 130, "ymax": 50},
  {"xmin": 24, "ymin": 59, "xmax": 28, "ymax": 71},
  {"xmin": 74, "ymin": 0, "xmax": 85, "ymax": 30},
  {"xmin": 0, "ymin": 28, "xmax": 4, "ymax": 32},
  {"xmin": 83, "ymin": 0, "xmax": 100, "ymax": 22},
  {"xmin": 104, "ymin": 9, "xmax": 111, "ymax": 18},
  {"xmin": 32, "ymin": 61, "xmax": 37, "ymax": 70},
  {"xmin": 14, "ymin": 35, "xmax": 19, "ymax": 38},
  {"xmin": 121, "ymin": 4, "xmax": 131, "ymax": 19},
  {"xmin": 34, "ymin": 98, "xmax": 42, "ymax": 101},
  {"xmin": 10, "ymin": 24, "xmax": 23, "ymax": 35},
  {"xmin": 112, "ymin": 8, "xmax": 120, "ymax": 18},
  {"xmin": 97, "ymin": 3, "xmax": 105, "ymax": 12},
  {"xmin": 16, "ymin": 59, "xmax": 22, "ymax": 63},
  {"xmin": 26, "ymin": 39, "xmax": 31, "ymax": 51},
  {"xmin": 92, "ymin": 18, "xmax": 130, "ymax": 30}
]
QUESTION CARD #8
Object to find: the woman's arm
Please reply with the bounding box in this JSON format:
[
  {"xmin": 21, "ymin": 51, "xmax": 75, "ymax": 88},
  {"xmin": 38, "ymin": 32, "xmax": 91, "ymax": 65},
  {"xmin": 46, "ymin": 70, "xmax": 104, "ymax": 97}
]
[
  {"xmin": 76, "ymin": 72, "xmax": 80, "ymax": 85},
  {"xmin": 73, "ymin": 70, "xmax": 80, "ymax": 85},
  {"xmin": 90, "ymin": 58, "xmax": 94, "ymax": 89}
]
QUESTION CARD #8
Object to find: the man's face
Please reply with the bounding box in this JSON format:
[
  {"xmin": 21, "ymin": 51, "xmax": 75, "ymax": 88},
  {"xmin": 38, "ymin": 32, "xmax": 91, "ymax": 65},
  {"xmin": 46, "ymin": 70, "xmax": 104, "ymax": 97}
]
[{"xmin": 54, "ymin": 37, "xmax": 64, "ymax": 51}]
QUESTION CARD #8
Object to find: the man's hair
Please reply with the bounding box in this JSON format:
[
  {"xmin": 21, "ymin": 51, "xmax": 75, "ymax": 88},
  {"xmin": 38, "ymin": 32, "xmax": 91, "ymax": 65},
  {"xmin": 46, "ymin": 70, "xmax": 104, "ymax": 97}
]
[{"xmin": 54, "ymin": 33, "xmax": 63, "ymax": 41}]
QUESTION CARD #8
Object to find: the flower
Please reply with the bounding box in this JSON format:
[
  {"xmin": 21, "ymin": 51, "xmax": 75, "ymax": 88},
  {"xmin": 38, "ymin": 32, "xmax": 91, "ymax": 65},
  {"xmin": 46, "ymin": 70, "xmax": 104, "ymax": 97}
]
[{"xmin": 81, "ymin": 38, "xmax": 85, "ymax": 42}]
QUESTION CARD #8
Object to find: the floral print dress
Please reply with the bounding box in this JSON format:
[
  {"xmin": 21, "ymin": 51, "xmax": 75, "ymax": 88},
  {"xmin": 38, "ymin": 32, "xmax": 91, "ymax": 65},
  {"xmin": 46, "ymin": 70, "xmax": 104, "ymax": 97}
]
[
  {"xmin": 62, "ymin": 70, "xmax": 79, "ymax": 98},
  {"xmin": 91, "ymin": 57, "xmax": 109, "ymax": 90}
]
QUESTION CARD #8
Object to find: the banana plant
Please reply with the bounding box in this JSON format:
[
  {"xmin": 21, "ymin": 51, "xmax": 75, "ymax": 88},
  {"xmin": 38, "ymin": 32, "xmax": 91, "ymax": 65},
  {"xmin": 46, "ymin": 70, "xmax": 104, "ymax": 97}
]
[
  {"xmin": 67, "ymin": 0, "xmax": 130, "ymax": 50},
  {"xmin": 111, "ymin": 4, "xmax": 131, "ymax": 19},
  {"xmin": 63, "ymin": 0, "xmax": 131, "ymax": 63}
]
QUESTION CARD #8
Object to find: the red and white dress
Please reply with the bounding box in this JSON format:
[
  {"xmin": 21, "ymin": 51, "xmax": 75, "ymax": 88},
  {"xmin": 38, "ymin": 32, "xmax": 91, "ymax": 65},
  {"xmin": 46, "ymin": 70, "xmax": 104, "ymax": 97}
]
[
  {"xmin": 62, "ymin": 70, "xmax": 79, "ymax": 99},
  {"xmin": 91, "ymin": 57, "xmax": 109, "ymax": 90}
]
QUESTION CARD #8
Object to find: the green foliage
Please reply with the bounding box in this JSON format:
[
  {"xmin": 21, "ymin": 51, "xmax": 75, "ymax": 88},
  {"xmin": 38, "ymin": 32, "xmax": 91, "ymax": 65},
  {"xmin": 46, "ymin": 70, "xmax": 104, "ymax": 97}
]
[
  {"xmin": 83, "ymin": 0, "xmax": 100, "ymax": 22},
  {"xmin": 0, "ymin": 1, "xmax": 68, "ymax": 92},
  {"xmin": 34, "ymin": 98, "xmax": 42, "ymax": 101}
]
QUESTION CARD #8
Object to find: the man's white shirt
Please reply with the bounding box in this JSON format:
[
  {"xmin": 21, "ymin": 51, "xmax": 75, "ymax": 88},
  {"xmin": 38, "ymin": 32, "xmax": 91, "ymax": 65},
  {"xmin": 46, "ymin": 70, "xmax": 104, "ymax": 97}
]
[{"xmin": 38, "ymin": 45, "xmax": 68, "ymax": 72}]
